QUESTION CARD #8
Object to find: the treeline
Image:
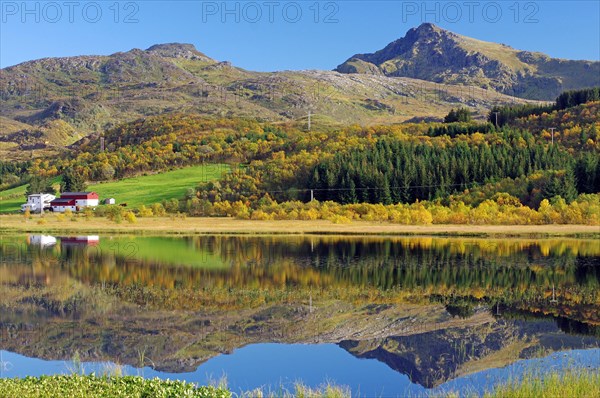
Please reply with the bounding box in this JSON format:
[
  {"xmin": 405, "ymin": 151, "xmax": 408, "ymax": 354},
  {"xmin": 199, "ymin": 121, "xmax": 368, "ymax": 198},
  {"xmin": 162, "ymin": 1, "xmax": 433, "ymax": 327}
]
[
  {"xmin": 308, "ymin": 134, "xmax": 572, "ymax": 204},
  {"xmin": 0, "ymin": 160, "xmax": 31, "ymax": 190},
  {"xmin": 489, "ymin": 87, "xmax": 600, "ymax": 127},
  {"xmin": 556, "ymin": 87, "xmax": 600, "ymax": 109},
  {"xmin": 449, "ymin": 166, "xmax": 599, "ymax": 209},
  {"xmin": 427, "ymin": 122, "xmax": 495, "ymax": 137},
  {"xmin": 488, "ymin": 103, "xmax": 555, "ymax": 127},
  {"xmin": 443, "ymin": 107, "xmax": 472, "ymax": 123},
  {"xmin": 86, "ymin": 192, "xmax": 600, "ymax": 226}
]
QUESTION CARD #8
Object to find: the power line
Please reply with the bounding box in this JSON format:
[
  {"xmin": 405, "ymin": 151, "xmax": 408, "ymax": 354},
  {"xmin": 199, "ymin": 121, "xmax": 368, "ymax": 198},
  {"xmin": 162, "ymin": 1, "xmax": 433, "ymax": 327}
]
[
  {"xmin": 210, "ymin": 181, "xmax": 487, "ymax": 198},
  {"xmin": 263, "ymin": 181, "xmax": 484, "ymax": 194}
]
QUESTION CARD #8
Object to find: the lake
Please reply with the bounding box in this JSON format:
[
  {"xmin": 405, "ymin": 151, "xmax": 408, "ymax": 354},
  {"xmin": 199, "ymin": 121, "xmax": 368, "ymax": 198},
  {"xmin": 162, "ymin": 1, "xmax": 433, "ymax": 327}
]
[{"xmin": 1, "ymin": 234, "xmax": 599, "ymax": 396}]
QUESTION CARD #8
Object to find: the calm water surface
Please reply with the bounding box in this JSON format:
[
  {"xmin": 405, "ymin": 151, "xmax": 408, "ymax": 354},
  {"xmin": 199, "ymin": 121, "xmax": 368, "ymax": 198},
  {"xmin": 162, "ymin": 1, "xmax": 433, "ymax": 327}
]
[{"xmin": 1, "ymin": 234, "xmax": 599, "ymax": 396}]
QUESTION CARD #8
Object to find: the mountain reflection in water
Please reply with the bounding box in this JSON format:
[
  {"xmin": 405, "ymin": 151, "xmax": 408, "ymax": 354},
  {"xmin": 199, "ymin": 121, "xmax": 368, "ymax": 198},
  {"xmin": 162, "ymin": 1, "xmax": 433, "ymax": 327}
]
[{"xmin": 0, "ymin": 234, "xmax": 598, "ymax": 390}]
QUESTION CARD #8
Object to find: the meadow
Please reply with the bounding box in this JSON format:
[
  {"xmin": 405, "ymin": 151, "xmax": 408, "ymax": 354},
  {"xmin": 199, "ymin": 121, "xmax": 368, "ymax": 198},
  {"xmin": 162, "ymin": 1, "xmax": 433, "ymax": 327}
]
[
  {"xmin": 1, "ymin": 214, "xmax": 598, "ymax": 237},
  {"xmin": 0, "ymin": 164, "xmax": 229, "ymax": 213}
]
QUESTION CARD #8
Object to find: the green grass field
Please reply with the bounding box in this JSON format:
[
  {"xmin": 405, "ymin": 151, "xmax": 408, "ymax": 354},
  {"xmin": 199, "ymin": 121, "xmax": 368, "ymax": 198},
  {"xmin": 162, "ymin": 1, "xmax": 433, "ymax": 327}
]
[
  {"xmin": 90, "ymin": 164, "xmax": 229, "ymax": 208},
  {"xmin": 0, "ymin": 164, "xmax": 229, "ymax": 213},
  {"xmin": 0, "ymin": 184, "xmax": 27, "ymax": 213},
  {"xmin": 0, "ymin": 176, "xmax": 62, "ymax": 213}
]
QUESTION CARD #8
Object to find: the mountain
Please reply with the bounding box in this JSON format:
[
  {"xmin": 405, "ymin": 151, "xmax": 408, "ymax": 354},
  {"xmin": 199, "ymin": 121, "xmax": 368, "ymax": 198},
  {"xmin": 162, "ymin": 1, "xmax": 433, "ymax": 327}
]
[
  {"xmin": 336, "ymin": 23, "xmax": 600, "ymax": 100},
  {"xmin": 340, "ymin": 315, "xmax": 599, "ymax": 388},
  {"xmin": 0, "ymin": 42, "xmax": 534, "ymax": 160}
]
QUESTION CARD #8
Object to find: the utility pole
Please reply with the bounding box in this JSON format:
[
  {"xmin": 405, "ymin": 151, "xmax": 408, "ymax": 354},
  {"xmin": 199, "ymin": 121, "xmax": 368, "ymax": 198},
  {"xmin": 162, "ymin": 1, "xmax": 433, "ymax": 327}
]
[
  {"xmin": 310, "ymin": 189, "xmax": 314, "ymax": 202},
  {"xmin": 100, "ymin": 137, "xmax": 105, "ymax": 152},
  {"xmin": 307, "ymin": 110, "xmax": 311, "ymax": 131},
  {"xmin": 493, "ymin": 112, "xmax": 499, "ymax": 129},
  {"xmin": 550, "ymin": 284, "xmax": 558, "ymax": 303},
  {"xmin": 549, "ymin": 128, "xmax": 556, "ymax": 145}
]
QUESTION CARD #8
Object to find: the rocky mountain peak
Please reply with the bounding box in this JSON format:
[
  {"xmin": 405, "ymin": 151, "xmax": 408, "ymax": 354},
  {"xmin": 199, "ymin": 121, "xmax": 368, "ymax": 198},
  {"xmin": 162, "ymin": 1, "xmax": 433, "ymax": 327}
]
[
  {"xmin": 335, "ymin": 24, "xmax": 600, "ymax": 100},
  {"xmin": 412, "ymin": 22, "xmax": 446, "ymax": 35},
  {"xmin": 145, "ymin": 43, "xmax": 214, "ymax": 62}
]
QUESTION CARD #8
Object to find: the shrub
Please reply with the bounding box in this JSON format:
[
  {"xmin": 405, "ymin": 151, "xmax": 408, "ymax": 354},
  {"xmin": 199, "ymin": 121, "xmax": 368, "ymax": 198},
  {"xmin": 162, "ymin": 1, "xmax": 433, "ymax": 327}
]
[
  {"xmin": 231, "ymin": 201, "xmax": 250, "ymax": 219},
  {"xmin": 164, "ymin": 198, "xmax": 180, "ymax": 213},
  {"xmin": 138, "ymin": 205, "xmax": 154, "ymax": 217},
  {"xmin": 0, "ymin": 375, "xmax": 232, "ymax": 398},
  {"xmin": 125, "ymin": 211, "xmax": 137, "ymax": 224},
  {"xmin": 213, "ymin": 201, "xmax": 232, "ymax": 217},
  {"xmin": 151, "ymin": 203, "xmax": 166, "ymax": 217},
  {"xmin": 83, "ymin": 206, "xmax": 94, "ymax": 220},
  {"xmin": 250, "ymin": 209, "xmax": 272, "ymax": 220},
  {"xmin": 328, "ymin": 214, "xmax": 352, "ymax": 224},
  {"xmin": 105, "ymin": 205, "xmax": 124, "ymax": 222}
]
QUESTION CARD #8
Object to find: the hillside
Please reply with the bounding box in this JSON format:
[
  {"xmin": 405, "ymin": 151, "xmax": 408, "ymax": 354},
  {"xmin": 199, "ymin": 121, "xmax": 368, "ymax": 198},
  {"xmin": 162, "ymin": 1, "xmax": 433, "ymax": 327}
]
[
  {"xmin": 0, "ymin": 41, "xmax": 536, "ymax": 161},
  {"xmin": 336, "ymin": 23, "xmax": 600, "ymax": 101},
  {"xmin": 0, "ymin": 164, "xmax": 228, "ymax": 213},
  {"xmin": 5, "ymin": 91, "xmax": 592, "ymax": 215}
]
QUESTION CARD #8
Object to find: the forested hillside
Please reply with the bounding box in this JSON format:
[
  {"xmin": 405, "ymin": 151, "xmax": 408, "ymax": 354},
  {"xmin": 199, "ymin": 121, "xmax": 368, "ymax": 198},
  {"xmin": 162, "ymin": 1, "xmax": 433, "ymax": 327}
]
[{"xmin": 2, "ymin": 88, "xmax": 598, "ymax": 224}]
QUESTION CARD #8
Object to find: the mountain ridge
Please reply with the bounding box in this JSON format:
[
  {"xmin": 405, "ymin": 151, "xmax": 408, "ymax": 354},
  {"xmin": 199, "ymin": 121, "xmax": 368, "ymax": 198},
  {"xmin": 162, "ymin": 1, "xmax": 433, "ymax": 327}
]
[
  {"xmin": 336, "ymin": 23, "xmax": 600, "ymax": 100},
  {"xmin": 0, "ymin": 28, "xmax": 560, "ymax": 160}
]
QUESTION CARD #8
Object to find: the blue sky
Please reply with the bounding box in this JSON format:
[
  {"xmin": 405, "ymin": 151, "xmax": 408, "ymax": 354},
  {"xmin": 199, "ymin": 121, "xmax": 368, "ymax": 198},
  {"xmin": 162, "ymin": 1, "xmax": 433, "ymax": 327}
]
[{"xmin": 1, "ymin": 1, "xmax": 599, "ymax": 70}]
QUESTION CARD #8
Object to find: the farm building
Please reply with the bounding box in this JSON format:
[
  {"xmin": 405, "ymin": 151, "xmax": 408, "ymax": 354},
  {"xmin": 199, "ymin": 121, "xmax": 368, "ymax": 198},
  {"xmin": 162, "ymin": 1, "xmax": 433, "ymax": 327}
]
[
  {"xmin": 60, "ymin": 236, "xmax": 100, "ymax": 246},
  {"xmin": 27, "ymin": 235, "xmax": 57, "ymax": 247},
  {"xmin": 21, "ymin": 193, "xmax": 55, "ymax": 213},
  {"xmin": 50, "ymin": 192, "xmax": 99, "ymax": 212},
  {"xmin": 49, "ymin": 198, "xmax": 77, "ymax": 213},
  {"xmin": 60, "ymin": 192, "xmax": 100, "ymax": 207}
]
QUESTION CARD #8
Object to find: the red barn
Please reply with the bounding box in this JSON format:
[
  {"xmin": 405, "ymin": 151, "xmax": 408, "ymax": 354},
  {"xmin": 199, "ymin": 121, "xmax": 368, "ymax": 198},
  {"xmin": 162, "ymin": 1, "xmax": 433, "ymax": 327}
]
[
  {"xmin": 49, "ymin": 198, "xmax": 77, "ymax": 213},
  {"xmin": 50, "ymin": 192, "xmax": 99, "ymax": 212}
]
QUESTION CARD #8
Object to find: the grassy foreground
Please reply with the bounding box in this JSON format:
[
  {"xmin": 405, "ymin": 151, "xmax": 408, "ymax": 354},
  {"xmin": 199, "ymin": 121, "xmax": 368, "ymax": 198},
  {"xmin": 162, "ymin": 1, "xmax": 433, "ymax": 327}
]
[
  {"xmin": 1, "ymin": 214, "xmax": 598, "ymax": 237},
  {"xmin": 481, "ymin": 369, "xmax": 600, "ymax": 398},
  {"xmin": 0, "ymin": 375, "xmax": 229, "ymax": 398},
  {"xmin": 0, "ymin": 369, "xmax": 598, "ymax": 398},
  {"xmin": 0, "ymin": 376, "xmax": 347, "ymax": 398}
]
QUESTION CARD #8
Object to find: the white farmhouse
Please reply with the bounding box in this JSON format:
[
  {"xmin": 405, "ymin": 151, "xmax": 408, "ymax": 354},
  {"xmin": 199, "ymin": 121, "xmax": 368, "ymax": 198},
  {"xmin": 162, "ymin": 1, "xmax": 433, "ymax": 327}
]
[
  {"xmin": 28, "ymin": 235, "xmax": 57, "ymax": 247},
  {"xmin": 21, "ymin": 193, "xmax": 56, "ymax": 213}
]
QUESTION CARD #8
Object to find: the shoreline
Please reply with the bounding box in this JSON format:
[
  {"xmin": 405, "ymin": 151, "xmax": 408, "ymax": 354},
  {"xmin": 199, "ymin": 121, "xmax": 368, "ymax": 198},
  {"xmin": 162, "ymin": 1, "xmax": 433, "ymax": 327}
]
[{"xmin": 1, "ymin": 215, "xmax": 598, "ymax": 237}]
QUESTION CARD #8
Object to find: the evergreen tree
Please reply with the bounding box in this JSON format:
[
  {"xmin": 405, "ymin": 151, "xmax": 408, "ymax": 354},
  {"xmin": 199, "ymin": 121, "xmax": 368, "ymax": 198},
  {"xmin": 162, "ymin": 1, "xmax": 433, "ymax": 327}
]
[
  {"xmin": 444, "ymin": 107, "xmax": 472, "ymax": 123},
  {"xmin": 339, "ymin": 172, "xmax": 358, "ymax": 204},
  {"xmin": 575, "ymin": 153, "xmax": 599, "ymax": 194},
  {"xmin": 61, "ymin": 169, "xmax": 87, "ymax": 192},
  {"xmin": 25, "ymin": 176, "xmax": 55, "ymax": 198},
  {"xmin": 542, "ymin": 170, "xmax": 578, "ymax": 203}
]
